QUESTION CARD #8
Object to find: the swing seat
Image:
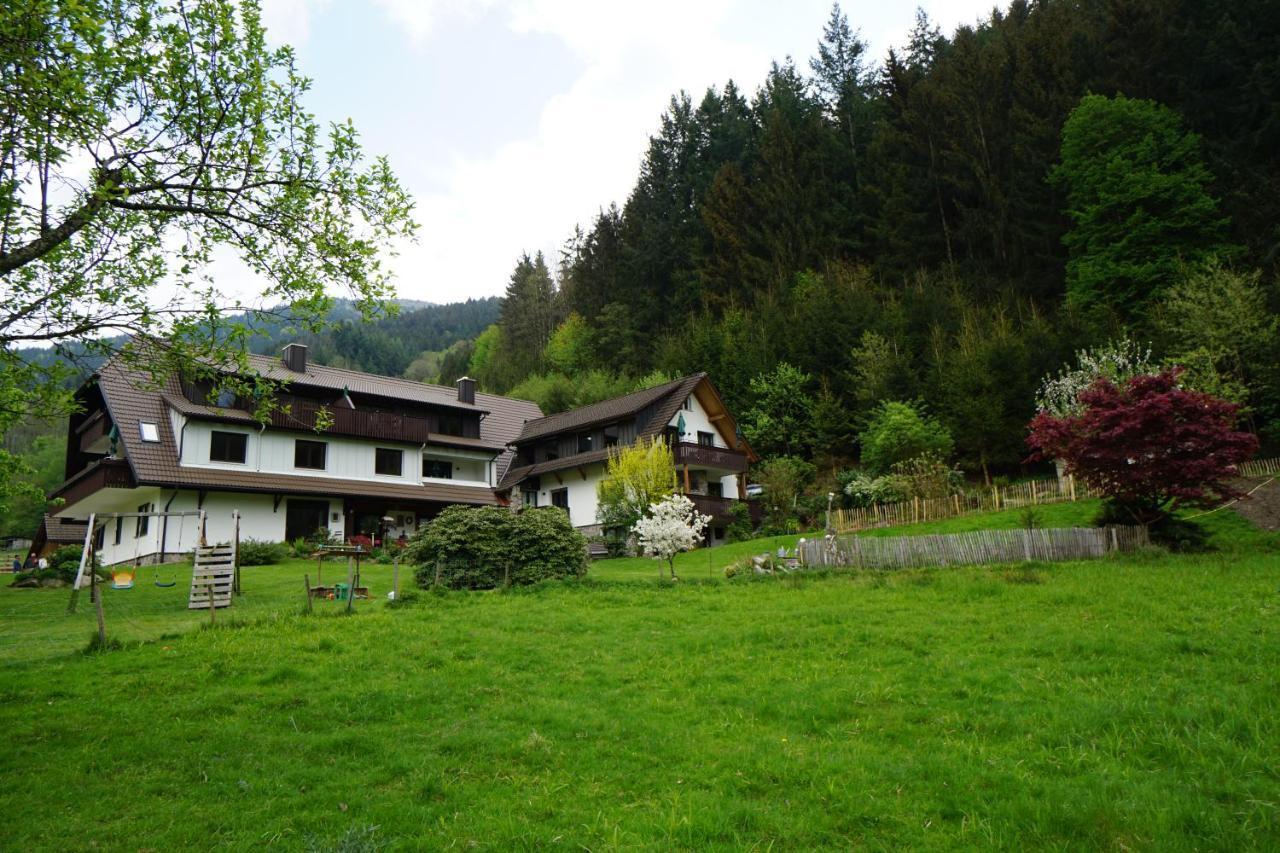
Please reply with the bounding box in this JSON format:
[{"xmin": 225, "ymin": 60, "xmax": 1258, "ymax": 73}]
[
  {"xmin": 155, "ymin": 577, "xmax": 176, "ymax": 588},
  {"xmin": 111, "ymin": 569, "xmax": 136, "ymax": 590}
]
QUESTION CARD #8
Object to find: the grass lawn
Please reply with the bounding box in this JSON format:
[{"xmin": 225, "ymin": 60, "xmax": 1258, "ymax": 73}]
[{"xmin": 1, "ymin": 509, "xmax": 1278, "ymax": 849}]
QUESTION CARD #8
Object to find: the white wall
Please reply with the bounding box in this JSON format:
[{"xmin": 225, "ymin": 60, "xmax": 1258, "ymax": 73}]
[
  {"xmin": 88, "ymin": 488, "xmax": 347, "ymax": 566},
  {"xmin": 528, "ymin": 461, "xmax": 605, "ymax": 528},
  {"xmin": 178, "ymin": 420, "xmax": 494, "ymax": 487},
  {"xmin": 669, "ymin": 393, "xmax": 728, "ymax": 447}
]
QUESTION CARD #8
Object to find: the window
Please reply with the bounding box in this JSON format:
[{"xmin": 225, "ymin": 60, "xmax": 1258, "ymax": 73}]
[
  {"xmin": 697, "ymin": 431, "xmax": 715, "ymax": 447},
  {"xmin": 375, "ymin": 448, "xmax": 403, "ymax": 476},
  {"xmin": 521, "ymin": 489, "xmax": 538, "ymax": 508},
  {"xmin": 577, "ymin": 432, "xmax": 594, "ymax": 453},
  {"xmin": 683, "ymin": 396, "xmax": 693, "ymax": 411},
  {"xmin": 114, "ymin": 516, "xmax": 123, "ymax": 545},
  {"xmin": 93, "ymin": 525, "xmax": 105, "ymax": 550},
  {"xmin": 603, "ymin": 425, "xmax": 619, "ymax": 448},
  {"xmin": 294, "ymin": 439, "xmax": 327, "ymax": 470},
  {"xmin": 210, "ymin": 430, "xmax": 247, "ymax": 464},
  {"xmin": 437, "ymin": 413, "xmax": 466, "ymax": 436},
  {"xmin": 423, "ymin": 458, "xmax": 452, "ymax": 479},
  {"xmin": 139, "ymin": 422, "xmax": 160, "ymax": 442},
  {"xmin": 136, "ymin": 503, "xmax": 151, "ymax": 537},
  {"xmin": 551, "ymin": 488, "xmax": 569, "ymax": 511},
  {"xmin": 708, "ymin": 482, "xmax": 723, "ymax": 498}
]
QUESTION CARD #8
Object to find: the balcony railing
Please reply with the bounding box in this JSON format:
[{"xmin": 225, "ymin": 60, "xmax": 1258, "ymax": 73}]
[
  {"xmin": 673, "ymin": 441, "xmax": 748, "ymax": 474},
  {"xmin": 269, "ymin": 399, "xmax": 435, "ymax": 443},
  {"xmin": 685, "ymin": 494, "xmax": 762, "ymax": 524},
  {"xmin": 53, "ymin": 458, "xmax": 136, "ymax": 507}
]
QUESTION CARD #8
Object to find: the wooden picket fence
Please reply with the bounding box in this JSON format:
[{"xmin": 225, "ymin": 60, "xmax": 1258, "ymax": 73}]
[
  {"xmin": 831, "ymin": 475, "xmax": 1090, "ymax": 533},
  {"xmin": 1237, "ymin": 456, "xmax": 1280, "ymax": 478},
  {"xmin": 798, "ymin": 525, "xmax": 1150, "ymax": 571},
  {"xmin": 830, "ymin": 456, "xmax": 1280, "ymax": 534}
]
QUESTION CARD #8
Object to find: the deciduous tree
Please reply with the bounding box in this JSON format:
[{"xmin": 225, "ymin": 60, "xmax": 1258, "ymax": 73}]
[{"xmin": 1027, "ymin": 370, "xmax": 1257, "ymax": 525}]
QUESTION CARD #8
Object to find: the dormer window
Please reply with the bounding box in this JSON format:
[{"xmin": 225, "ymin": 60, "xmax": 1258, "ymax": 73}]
[
  {"xmin": 683, "ymin": 396, "xmax": 693, "ymax": 411},
  {"xmin": 139, "ymin": 422, "xmax": 160, "ymax": 443}
]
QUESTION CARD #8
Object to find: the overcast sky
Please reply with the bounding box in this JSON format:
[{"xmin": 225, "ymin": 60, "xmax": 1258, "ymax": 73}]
[{"xmin": 256, "ymin": 0, "xmax": 999, "ymax": 304}]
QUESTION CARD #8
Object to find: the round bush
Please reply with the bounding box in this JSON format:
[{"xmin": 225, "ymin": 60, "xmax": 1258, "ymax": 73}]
[{"xmin": 408, "ymin": 505, "xmax": 587, "ymax": 591}]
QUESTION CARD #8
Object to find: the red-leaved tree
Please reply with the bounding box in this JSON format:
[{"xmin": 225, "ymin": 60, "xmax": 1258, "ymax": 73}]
[{"xmin": 1027, "ymin": 369, "xmax": 1258, "ymax": 524}]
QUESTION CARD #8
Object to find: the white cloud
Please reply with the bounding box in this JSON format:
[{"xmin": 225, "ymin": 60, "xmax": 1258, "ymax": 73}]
[
  {"xmin": 370, "ymin": 0, "xmax": 495, "ymax": 42},
  {"xmin": 260, "ymin": 0, "xmax": 330, "ymax": 47}
]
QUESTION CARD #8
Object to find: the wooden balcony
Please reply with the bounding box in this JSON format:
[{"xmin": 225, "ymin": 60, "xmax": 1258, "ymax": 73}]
[
  {"xmin": 53, "ymin": 458, "xmax": 136, "ymax": 508},
  {"xmin": 673, "ymin": 441, "xmax": 749, "ymax": 474},
  {"xmin": 685, "ymin": 494, "xmax": 762, "ymax": 525},
  {"xmin": 269, "ymin": 399, "xmax": 434, "ymax": 443}
]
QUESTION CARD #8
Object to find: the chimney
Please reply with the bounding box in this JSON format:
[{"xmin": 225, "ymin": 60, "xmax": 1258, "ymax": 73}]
[
  {"xmin": 281, "ymin": 343, "xmax": 308, "ymax": 373},
  {"xmin": 456, "ymin": 376, "xmax": 476, "ymax": 404}
]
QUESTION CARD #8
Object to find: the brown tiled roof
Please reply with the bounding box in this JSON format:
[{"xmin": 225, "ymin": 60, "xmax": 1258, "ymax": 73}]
[
  {"xmin": 497, "ymin": 374, "xmax": 710, "ymax": 490},
  {"xmin": 514, "ymin": 374, "xmax": 705, "ymax": 442},
  {"xmin": 497, "ymin": 448, "xmax": 613, "ymax": 491},
  {"xmin": 77, "ymin": 355, "xmax": 542, "ymax": 507},
  {"xmin": 243, "ymin": 353, "xmax": 488, "ymax": 412},
  {"xmin": 43, "ymin": 515, "xmax": 88, "ymax": 542},
  {"xmin": 161, "ymin": 392, "xmax": 256, "ymax": 423}
]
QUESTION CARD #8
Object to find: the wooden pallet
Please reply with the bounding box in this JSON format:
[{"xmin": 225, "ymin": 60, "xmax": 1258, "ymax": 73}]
[{"xmin": 188, "ymin": 545, "xmax": 235, "ymax": 610}]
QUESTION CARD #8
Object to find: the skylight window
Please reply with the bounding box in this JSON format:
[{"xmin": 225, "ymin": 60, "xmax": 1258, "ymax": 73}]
[{"xmin": 139, "ymin": 422, "xmax": 160, "ymax": 442}]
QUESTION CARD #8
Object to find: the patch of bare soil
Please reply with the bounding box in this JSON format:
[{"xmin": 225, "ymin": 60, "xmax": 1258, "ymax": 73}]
[{"xmin": 1229, "ymin": 477, "xmax": 1280, "ymax": 531}]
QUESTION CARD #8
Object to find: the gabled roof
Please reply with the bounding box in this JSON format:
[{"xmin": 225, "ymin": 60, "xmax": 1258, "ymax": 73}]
[
  {"xmin": 65, "ymin": 354, "xmax": 542, "ymax": 506},
  {"xmin": 498, "ymin": 373, "xmax": 754, "ymax": 491},
  {"xmin": 242, "ymin": 353, "xmax": 490, "ymax": 413},
  {"xmin": 514, "ymin": 374, "xmax": 706, "ymax": 443}
]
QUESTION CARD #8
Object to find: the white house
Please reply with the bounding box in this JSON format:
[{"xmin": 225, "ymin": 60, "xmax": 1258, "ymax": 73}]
[
  {"xmin": 497, "ymin": 373, "xmax": 758, "ymax": 545},
  {"xmin": 51, "ymin": 345, "xmax": 540, "ymax": 565},
  {"xmin": 49, "ymin": 350, "xmax": 757, "ymax": 564}
]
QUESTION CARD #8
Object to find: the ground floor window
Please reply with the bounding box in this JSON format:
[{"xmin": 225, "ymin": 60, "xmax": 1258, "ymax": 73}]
[
  {"xmin": 551, "ymin": 488, "xmax": 569, "ymax": 511},
  {"xmin": 285, "ymin": 499, "xmax": 329, "ymax": 542},
  {"xmin": 522, "ymin": 489, "xmax": 538, "ymax": 508},
  {"xmin": 136, "ymin": 503, "xmax": 152, "ymax": 537}
]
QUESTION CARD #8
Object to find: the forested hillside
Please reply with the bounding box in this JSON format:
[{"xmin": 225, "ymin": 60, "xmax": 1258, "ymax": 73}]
[{"xmin": 467, "ymin": 0, "xmax": 1280, "ymax": 479}]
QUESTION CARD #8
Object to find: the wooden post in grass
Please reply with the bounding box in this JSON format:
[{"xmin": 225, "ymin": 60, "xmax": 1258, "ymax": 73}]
[
  {"xmin": 1069, "ymin": 475, "xmax": 1077, "ymax": 502},
  {"xmin": 207, "ymin": 571, "xmax": 216, "ymax": 626},
  {"xmin": 392, "ymin": 557, "xmax": 400, "ymax": 601},
  {"xmin": 303, "ymin": 574, "xmax": 313, "ymax": 614},
  {"xmin": 433, "ymin": 558, "xmax": 442, "ymax": 588},
  {"xmin": 91, "ymin": 555, "xmax": 106, "ymax": 647},
  {"xmin": 232, "ymin": 510, "xmax": 242, "ymax": 595},
  {"xmin": 345, "ymin": 556, "xmax": 355, "ymax": 614}
]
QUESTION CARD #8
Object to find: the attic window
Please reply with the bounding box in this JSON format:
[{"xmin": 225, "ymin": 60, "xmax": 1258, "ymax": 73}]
[{"xmin": 139, "ymin": 422, "xmax": 160, "ymax": 443}]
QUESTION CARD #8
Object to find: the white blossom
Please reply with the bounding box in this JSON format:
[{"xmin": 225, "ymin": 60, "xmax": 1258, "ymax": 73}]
[
  {"xmin": 631, "ymin": 494, "xmax": 712, "ymax": 578},
  {"xmin": 1036, "ymin": 339, "xmax": 1156, "ymax": 416}
]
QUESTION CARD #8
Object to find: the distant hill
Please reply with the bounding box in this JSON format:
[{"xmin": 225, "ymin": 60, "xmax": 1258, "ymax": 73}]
[{"xmin": 14, "ymin": 297, "xmax": 501, "ymax": 383}]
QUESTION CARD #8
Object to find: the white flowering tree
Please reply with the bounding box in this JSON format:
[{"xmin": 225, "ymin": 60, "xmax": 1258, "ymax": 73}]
[
  {"xmin": 1035, "ymin": 339, "xmax": 1155, "ymax": 417},
  {"xmin": 631, "ymin": 494, "xmax": 712, "ymax": 580}
]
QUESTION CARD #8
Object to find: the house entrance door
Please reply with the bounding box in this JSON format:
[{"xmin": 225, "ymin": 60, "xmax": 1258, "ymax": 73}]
[{"xmin": 285, "ymin": 499, "xmax": 330, "ymax": 542}]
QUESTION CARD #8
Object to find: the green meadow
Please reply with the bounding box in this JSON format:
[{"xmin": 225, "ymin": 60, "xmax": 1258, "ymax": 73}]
[{"xmin": 1, "ymin": 507, "xmax": 1278, "ymax": 850}]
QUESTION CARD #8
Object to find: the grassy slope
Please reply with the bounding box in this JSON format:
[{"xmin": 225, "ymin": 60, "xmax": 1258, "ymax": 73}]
[
  {"xmin": 0, "ymin": 510, "xmax": 1278, "ymax": 849},
  {"xmin": 593, "ymin": 499, "xmax": 1103, "ymax": 581}
]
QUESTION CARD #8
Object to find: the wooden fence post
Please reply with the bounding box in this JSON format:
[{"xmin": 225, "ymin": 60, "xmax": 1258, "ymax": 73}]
[
  {"xmin": 303, "ymin": 573, "xmax": 313, "ymax": 613},
  {"xmin": 392, "ymin": 557, "xmax": 400, "ymax": 601},
  {"xmin": 345, "ymin": 556, "xmax": 355, "ymax": 614},
  {"xmin": 91, "ymin": 557, "xmax": 106, "ymax": 648}
]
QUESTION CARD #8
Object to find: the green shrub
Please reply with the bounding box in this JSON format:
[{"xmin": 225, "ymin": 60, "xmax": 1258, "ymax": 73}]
[
  {"xmin": 725, "ymin": 501, "xmax": 754, "ymax": 543},
  {"xmin": 508, "ymin": 508, "xmax": 589, "ymax": 585},
  {"xmin": 238, "ymin": 538, "xmax": 286, "ymax": 566},
  {"xmin": 48, "ymin": 545, "xmax": 103, "ymax": 583},
  {"xmin": 408, "ymin": 505, "xmax": 588, "ymax": 591},
  {"xmin": 858, "ymin": 400, "xmax": 953, "ymax": 474}
]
